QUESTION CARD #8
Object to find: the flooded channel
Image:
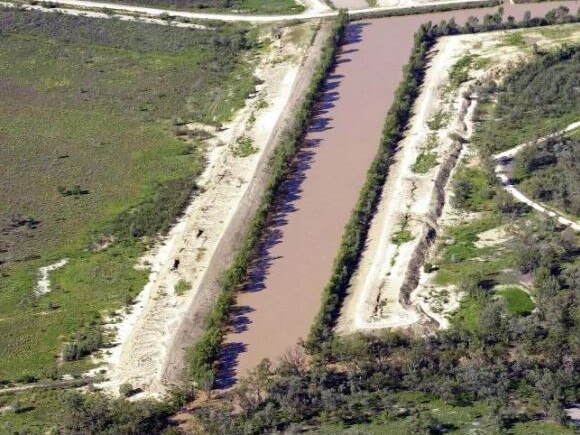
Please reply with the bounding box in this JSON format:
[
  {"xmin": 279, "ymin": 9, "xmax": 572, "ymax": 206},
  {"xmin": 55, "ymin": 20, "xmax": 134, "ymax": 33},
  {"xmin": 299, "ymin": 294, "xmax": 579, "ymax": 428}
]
[{"xmin": 220, "ymin": 0, "xmax": 580, "ymax": 387}]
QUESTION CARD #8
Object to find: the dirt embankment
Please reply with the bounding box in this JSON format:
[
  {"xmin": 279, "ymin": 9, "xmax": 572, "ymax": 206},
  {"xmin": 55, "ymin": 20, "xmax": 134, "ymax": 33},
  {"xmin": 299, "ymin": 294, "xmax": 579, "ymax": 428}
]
[{"xmin": 93, "ymin": 21, "xmax": 331, "ymax": 398}]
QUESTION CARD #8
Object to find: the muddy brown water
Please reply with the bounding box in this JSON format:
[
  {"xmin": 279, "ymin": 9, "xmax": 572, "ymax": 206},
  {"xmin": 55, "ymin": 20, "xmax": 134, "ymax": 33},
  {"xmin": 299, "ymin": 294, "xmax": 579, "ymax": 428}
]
[{"xmin": 219, "ymin": 1, "xmax": 580, "ymax": 387}]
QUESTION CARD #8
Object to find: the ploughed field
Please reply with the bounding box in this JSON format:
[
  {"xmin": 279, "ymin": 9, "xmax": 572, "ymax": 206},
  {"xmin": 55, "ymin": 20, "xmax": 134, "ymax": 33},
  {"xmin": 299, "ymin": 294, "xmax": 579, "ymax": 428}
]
[
  {"xmin": 0, "ymin": 9, "xmax": 256, "ymax": 381},
  {"xmin": 222, "ymin": 0, "xmax": 580, "ymax": 384}
]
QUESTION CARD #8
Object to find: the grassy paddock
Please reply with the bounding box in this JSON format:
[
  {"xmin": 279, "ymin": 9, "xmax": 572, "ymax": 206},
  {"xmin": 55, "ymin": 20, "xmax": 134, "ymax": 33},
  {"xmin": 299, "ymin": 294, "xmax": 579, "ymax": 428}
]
[{"xmin": 0, "ymin": 9, "xmax": 257, "ymax": 381}]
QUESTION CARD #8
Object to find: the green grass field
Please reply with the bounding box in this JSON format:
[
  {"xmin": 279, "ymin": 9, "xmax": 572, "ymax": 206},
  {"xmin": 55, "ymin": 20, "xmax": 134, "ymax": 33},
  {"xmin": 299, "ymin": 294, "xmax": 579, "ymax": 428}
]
[
  {"xmin": 499, "ymin": 286, "xmax": 534, "ymax": 316},
  {"xmin": 0, "ymin": 10, "xmax": 257, "ymax": 382}
]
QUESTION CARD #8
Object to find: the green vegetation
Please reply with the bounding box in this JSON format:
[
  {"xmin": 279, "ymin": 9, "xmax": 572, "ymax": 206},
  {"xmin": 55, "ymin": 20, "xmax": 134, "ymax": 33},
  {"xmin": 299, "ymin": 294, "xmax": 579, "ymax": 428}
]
[
  {"xmin": 452, "ymin": 166, "xmax": 495, "ymax": 211},
  {"xmin": 175, "ymin": 279, "xmax": 192, "ymax": 296},
  {"xmin": 412, "ymin": 151, "xmax": 438, "ymax": 174},
  {"xmin": 391, "ymin": 216, "xmax": 414, "ymax": 245},
  {"xmin": 513, "ymin": 135, "xmax": 580, "ymax": 217},
  {"xmin": 427, "ymin": 109, "xmax": 450, "ymax": 131},
  {"xmin": 232, "ymin": 136, "xmax": 258, "ymax": 157},
  {"xmin": 473, "ymin": 44, "xmax": 580, "ymax": 154},
  {"xmin": 448, "ymin": 54, "xmax": 475, "ymax": 88},
  {"xmin": 92, "ymin": 0, "xmax": 305, "ymax": 14},
  {"xmin": 500, "ymin": 30, "xmax": 526, "ymax": 47},
  {"xmin": 499, "ymin": 286, "xmax": 535, "ymax": 316},
  {"xmin": 0, "ymin": 9, "xmax": 257, "ymax": 381}
]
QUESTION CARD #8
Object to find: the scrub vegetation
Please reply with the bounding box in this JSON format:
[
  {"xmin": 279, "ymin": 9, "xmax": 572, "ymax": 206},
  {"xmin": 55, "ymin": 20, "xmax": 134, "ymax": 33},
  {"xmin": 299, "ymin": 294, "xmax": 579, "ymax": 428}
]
[
  {"xmin": 0, "ymin": 9, "xmax": 258, "ymax": 382},
  {"xmin": 473, "ymin": 43, "xmax": 580, "ymax": 154},
  {"xmin": 513, "ymin": 135, "xmax": 580, "ymax": 217}
]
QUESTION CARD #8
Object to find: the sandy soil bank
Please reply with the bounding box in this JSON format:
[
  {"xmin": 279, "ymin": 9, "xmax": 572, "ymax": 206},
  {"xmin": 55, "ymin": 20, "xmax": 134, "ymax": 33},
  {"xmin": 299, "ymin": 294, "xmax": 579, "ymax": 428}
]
[
  {"xmin": 92, "ymin": 22, "xmax": 327, "ymax": 397},
  {"xmin": 35, "ymin": 258, "xmax": 69, "ymax": 296}
]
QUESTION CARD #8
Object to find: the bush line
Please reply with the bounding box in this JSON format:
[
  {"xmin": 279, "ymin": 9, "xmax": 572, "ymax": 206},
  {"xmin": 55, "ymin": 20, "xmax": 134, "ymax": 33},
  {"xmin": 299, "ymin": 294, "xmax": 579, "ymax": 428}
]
[
  {"xmin": 306, "ymin": 5, "xmax": 580, "ymax": 352},
  {"xmin": 186, "ymin": 11, "xmax": 349, "ymax": 388}
]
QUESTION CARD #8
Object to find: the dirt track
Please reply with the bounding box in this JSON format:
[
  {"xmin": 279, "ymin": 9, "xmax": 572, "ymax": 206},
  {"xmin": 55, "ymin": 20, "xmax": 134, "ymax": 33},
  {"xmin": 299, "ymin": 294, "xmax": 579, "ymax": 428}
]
[{"xmin": 29, "ymin": 0, "xmax": 498, "ymax": 22}]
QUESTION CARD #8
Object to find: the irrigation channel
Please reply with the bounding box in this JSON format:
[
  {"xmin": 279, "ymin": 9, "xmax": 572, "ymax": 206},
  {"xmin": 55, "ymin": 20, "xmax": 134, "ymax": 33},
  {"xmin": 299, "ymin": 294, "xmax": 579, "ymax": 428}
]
[{"xmin": 219, "ymin": 0, "xmax": 580, "ymax": 387}]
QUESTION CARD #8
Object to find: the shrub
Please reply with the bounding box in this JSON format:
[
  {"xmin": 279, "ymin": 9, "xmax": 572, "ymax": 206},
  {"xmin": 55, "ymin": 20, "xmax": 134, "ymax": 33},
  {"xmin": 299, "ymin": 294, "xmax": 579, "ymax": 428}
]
[{"xmin": 63, "ymin": 327, "xmax": 103, "ymax": 361}]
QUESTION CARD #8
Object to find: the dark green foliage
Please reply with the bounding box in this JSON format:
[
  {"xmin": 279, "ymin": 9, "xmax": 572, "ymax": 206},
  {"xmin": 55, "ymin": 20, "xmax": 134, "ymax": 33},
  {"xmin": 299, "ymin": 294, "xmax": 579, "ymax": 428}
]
[
  {"xmin": 62, "ymin": 392, "xmax": 177, "ymax": 434},
  {"xmin": 474, "ymin": 44, "xmax": 580, "ymax": 154},
  {"xmin": 0, "ymin": 9, "xmax": 257, "ymax": 54},
  {"xmin": 62, "ymin": 327, "xmax": 103, "ymax": 361},
  {"xmin": 111, "ymin": 177, "xmax": 197, "ymax": 240},
  {"xmin": 57, "ymin": 185, "xmax": 90, "ymax": 197}
]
